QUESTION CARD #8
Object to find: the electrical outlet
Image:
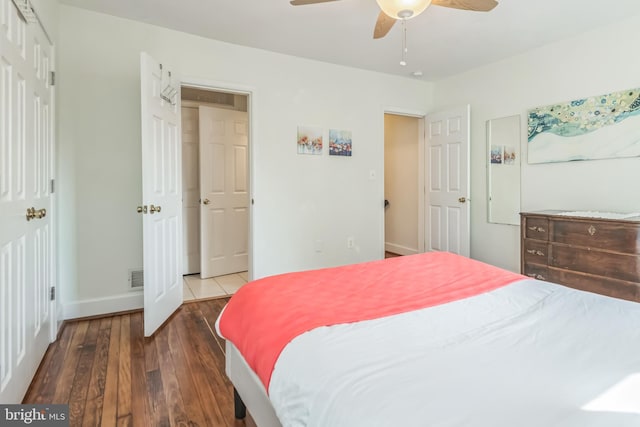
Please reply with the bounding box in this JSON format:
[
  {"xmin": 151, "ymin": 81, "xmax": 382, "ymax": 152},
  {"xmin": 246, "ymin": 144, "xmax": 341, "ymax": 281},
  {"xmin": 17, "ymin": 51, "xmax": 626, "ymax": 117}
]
[{"xmin": 347, "ymin": 237, "xmax": 355, "ymax": 249}]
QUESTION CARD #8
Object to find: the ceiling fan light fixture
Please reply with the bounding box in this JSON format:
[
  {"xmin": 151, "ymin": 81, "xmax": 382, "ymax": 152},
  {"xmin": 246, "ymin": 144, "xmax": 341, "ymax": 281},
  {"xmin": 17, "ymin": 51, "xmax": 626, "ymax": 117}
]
[{"xmin": 376, "ymin": 0, "xmax": 432, "ymax": 20}]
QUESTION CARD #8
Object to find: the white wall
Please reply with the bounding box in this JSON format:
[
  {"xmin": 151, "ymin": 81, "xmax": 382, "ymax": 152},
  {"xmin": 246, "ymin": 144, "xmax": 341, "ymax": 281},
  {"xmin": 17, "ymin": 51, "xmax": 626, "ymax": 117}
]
[
  {"xmin": 384, "ymin": 114, "xmax": 419, "ymax": 255},
  {"xmin": 57, "ymin": 6, "xmax": 432, "ymax": 317},
  {"xmin": 433, "ymin": 13, "xmax": 640, "ymax": 272}
]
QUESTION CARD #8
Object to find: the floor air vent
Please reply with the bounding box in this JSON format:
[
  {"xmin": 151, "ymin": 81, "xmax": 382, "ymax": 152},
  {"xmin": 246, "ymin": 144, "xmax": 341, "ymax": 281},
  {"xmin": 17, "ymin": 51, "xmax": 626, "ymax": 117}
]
[{"xmin": 129, "ymin": 269, "xmax": 144, "ymax": 290}]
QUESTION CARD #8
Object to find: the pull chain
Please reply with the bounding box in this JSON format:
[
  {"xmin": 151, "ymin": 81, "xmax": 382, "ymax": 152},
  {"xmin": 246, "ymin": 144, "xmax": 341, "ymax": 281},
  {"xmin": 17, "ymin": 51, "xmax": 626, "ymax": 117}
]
[{"xmin": 400, "ymin": 19, "xmax": 408, "ymax": 66}]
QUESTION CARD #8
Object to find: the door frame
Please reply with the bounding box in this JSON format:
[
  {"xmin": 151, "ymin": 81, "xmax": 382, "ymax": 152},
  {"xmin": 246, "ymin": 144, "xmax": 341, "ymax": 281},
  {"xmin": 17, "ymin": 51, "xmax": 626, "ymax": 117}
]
[
  {"xmin": 381, "ymin": 107, "xmax": 426, "ymax": 258},
  {"xmin": 179, "ymin": 103, "xmax": 201, "ymax": 275},
  {"xmin": 50, "ymin": 44, "xmax": 60, "ymax": 341},
  {"xmin": 180, "ymin": 77, "xmax": 255, "ymax": 281}
]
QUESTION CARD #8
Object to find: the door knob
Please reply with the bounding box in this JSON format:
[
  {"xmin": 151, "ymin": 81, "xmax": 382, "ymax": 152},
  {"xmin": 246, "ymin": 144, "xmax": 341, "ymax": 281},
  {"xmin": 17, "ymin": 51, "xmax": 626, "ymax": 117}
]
[
  {"xmin": 26, "ymin": 207, "xmax": 36, "ymax": 221},
  {"xmin": 26, "ymin": 207, "xmax": 47, "ymax": 221},
  {"xmin": 149, "ymin": 204, "xmax": 162, "ymax": 214},
  {"xmin": 203, "ymin": 199, "xmax": 210, "ymax": 205},
  {"xmin": 458, "ymin": 197, "xmax": 467, "ymax": 203}
]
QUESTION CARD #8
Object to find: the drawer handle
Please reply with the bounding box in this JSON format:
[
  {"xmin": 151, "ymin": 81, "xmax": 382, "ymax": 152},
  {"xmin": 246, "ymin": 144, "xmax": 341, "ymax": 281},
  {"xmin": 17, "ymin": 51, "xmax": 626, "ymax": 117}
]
[
  {"xmin": 528, "ymin": 226, "xmax": 546, "ymax": 233},
  {"xmin": 526, "ymin": 249, "xmax": 545, "ymax": 256},
  {"xmin": 527, "ymin": 273, "xmax": 546, "ymax": 280}
]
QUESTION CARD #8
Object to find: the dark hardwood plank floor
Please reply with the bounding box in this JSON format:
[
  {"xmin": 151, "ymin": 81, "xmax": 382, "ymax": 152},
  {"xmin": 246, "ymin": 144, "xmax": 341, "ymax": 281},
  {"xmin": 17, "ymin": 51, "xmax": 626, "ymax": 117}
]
[{"xmin": 24, "ymin": 298, "xmax": 257, "ymax": 427}]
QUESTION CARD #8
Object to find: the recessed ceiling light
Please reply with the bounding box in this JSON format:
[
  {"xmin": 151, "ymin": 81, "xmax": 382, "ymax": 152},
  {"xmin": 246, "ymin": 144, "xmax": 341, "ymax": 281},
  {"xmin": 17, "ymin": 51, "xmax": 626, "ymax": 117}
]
[{"xmin": 412, "ymin": 71, "xmax": 423, "ymax": 77}]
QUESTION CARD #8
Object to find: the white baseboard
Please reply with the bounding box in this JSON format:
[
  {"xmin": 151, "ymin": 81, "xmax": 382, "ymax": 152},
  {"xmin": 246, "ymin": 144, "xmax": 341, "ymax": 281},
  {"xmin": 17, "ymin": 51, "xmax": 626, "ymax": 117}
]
[
  {"xmin": 63, "ymin": 291, "xmax": 144, "ymax": 320},
  {"xmin": 385, "ymin": 243, "xmax": 419, "ymax": 256}
]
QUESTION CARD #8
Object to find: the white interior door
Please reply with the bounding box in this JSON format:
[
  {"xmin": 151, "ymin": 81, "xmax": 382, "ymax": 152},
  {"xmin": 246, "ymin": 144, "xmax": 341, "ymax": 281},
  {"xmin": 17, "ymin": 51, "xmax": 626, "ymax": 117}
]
[
  {"xmin": 0, "ymin": 1, "xmax": 54, "ymax": 403},
  {"xmin": 140, "ymin": 52, "xmax": 182, "ymax": 336},
  {"xmin": 181, "ymin": 106, "xmax": 200, "ymax": 275},
  {"xmin": 199, "ymin": 105, "xmax": 249, "ymax": 278},
  {"xmin": 426, "ymin": 105, "xmax": 470, "ymax": 256}
]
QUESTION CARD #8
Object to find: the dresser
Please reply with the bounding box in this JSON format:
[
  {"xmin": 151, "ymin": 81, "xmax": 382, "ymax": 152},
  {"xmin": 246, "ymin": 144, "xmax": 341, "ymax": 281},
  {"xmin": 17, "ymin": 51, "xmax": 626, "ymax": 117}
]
[{"xmin": 520, "ymin": 210, "xmax": 640, "ymax": 302}]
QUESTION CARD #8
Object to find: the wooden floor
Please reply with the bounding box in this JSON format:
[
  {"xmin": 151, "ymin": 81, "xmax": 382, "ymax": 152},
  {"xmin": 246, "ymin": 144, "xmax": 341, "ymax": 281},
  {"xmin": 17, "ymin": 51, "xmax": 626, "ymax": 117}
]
[{"xmin": 24, "ymin": 298, "xmax": 256, "ymax": 427}]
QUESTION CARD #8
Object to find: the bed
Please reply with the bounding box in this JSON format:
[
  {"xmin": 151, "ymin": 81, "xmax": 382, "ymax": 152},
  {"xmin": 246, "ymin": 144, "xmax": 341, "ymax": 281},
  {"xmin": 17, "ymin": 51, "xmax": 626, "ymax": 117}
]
[{"xmin": 215, "ymin": 252, "xmax": 640, "ymax": 427}]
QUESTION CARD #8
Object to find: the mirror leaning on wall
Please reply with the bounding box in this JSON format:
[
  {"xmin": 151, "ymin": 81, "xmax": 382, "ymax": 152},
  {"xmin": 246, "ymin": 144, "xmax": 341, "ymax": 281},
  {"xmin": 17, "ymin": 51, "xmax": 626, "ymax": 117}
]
[{"xmin": 487, "ymin": 115, "xmax": 521, "ymax": 225}]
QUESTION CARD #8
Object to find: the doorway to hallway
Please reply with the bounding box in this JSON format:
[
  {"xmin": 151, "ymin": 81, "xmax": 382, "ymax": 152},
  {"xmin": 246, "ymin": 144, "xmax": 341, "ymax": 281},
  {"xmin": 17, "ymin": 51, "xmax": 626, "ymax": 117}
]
[
  {"xmin": 383, "ymin": 113, "xmax": 423, "ymax": 256},
  {"xmin": 181, "ymin": 87, "xmax": 250, "ymax": 299}
]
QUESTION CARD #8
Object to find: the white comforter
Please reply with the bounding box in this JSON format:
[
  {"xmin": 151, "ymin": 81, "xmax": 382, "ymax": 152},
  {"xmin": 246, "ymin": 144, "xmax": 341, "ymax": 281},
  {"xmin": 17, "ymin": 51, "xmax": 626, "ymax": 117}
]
[{"xmin": 268, "ymin": 280, "xmax": 640, "ymax": 427}]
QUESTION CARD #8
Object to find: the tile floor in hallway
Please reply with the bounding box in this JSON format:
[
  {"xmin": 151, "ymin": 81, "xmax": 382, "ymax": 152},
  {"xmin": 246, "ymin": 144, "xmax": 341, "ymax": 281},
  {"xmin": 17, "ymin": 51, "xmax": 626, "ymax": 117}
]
[
  {"xmin": 183, "ymin": 271, "xmax": 248, "ymax": 301},
  {"xmin": 184, "ymin": 253, "xmax": 402, "ymax": 302}
]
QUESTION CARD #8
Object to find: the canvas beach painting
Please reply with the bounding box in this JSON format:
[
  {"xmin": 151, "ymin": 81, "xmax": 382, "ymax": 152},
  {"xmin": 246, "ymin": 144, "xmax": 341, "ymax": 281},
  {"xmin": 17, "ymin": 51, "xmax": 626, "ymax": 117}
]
[
  {"xmin": 528, "ymin": 88, "xmax": 640, "ymax": 164},
  {"xmin": 297, "ymin": 126, "xmax": 323, "ymax": 155}
]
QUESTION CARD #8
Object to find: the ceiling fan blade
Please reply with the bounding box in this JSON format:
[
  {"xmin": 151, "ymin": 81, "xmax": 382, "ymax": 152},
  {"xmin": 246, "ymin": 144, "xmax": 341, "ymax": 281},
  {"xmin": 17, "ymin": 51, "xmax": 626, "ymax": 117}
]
[
  {"xmin": 431, "ymin": 0, "xmax": 498, "ymax": 12},
  {"xmin": 373, "ymin": 11, "xmax": 397, "ymax": 39},
  {"xmin": 290, "ymin": 0, "xmax": 341, "ymax": 5}
]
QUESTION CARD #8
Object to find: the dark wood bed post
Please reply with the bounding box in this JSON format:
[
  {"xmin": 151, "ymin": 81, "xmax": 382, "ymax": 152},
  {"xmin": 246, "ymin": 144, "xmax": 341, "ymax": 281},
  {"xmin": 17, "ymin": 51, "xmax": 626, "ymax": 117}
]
[{"xmin": 234, "ymin": 388, "xmax": 247, "ymax": 419}]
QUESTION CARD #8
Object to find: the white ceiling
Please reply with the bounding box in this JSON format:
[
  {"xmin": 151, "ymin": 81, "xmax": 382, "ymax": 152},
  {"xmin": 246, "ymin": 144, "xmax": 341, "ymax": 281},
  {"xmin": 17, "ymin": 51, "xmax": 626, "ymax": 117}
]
[{"xmin": 58, "ymin": 0, "xmax": 640, "ymax": 81}]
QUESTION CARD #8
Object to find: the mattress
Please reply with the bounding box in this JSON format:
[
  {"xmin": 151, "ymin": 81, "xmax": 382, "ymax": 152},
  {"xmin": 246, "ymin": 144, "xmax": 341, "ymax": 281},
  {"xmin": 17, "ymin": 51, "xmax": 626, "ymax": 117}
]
[{"xmin": 267, "ymin": 279, "xmax": 640, "ymax": 426}]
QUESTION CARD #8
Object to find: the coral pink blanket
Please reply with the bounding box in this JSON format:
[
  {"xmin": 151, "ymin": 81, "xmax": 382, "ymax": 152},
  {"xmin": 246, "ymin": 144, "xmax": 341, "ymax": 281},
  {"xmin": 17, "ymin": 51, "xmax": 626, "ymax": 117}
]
[{"xmin": 217, "ymin": 252, "xmax": 524, "ymax": 391}]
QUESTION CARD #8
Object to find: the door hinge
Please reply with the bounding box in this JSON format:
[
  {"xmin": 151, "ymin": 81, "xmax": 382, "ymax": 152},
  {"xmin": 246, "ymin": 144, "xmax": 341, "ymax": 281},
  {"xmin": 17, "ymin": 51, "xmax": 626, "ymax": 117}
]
[
  {"xmin": 50, "ymin": 179, "xmax": 55, "ymax": 193},
  {"xmin": 50, "ymin": 286, "xmax": 55, "ymax": 301},
  {"xmin": 50, "ymin": 71, "xmax": 55, "ymax": 86}
]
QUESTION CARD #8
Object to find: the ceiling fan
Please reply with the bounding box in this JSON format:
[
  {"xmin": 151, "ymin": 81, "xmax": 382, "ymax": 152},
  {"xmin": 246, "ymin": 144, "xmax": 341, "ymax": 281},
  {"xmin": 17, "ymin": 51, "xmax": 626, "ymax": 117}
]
[{"xmin": 290, "ymin": 0, "xmax": 499, "ymax": 39}]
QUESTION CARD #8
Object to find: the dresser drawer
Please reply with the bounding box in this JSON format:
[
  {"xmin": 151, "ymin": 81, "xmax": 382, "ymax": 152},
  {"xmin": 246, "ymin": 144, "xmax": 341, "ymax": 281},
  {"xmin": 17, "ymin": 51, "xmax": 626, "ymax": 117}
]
[
  {"xmin": 550, "ymin": 245, "xmax": 640, "ymax": 283},
  {"xmin": 523, "ymin": 263, "xmax": 550, "ymax": 281},
  {"xmin": 523, "ymin": 240, "xmax": 549, "ymax": 265},
  {"xmin": 552, "ymin": 219, "xmax": 640, "ymax": 254},
  {"xmin": 524, "ymin": 217, "xmax": 549, "ymax": 241},
  {"xmin": 549, "ymin": 268, "xmax": 640, "ymax": 303}
]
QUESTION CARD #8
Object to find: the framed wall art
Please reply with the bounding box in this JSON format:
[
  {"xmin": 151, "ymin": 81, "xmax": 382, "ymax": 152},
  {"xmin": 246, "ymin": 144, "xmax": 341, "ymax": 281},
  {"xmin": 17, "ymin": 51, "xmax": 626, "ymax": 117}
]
[
  {"xmin": 329, "ymin": 129, "xmax": 352, "ymax": 157},
  {"xmin": 297, "ymin": 126, "xmax": 323, "ymax": 155},
  {"xmin": 528, "ymin": 88, "xmax": 640, "ymax": 164}
]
